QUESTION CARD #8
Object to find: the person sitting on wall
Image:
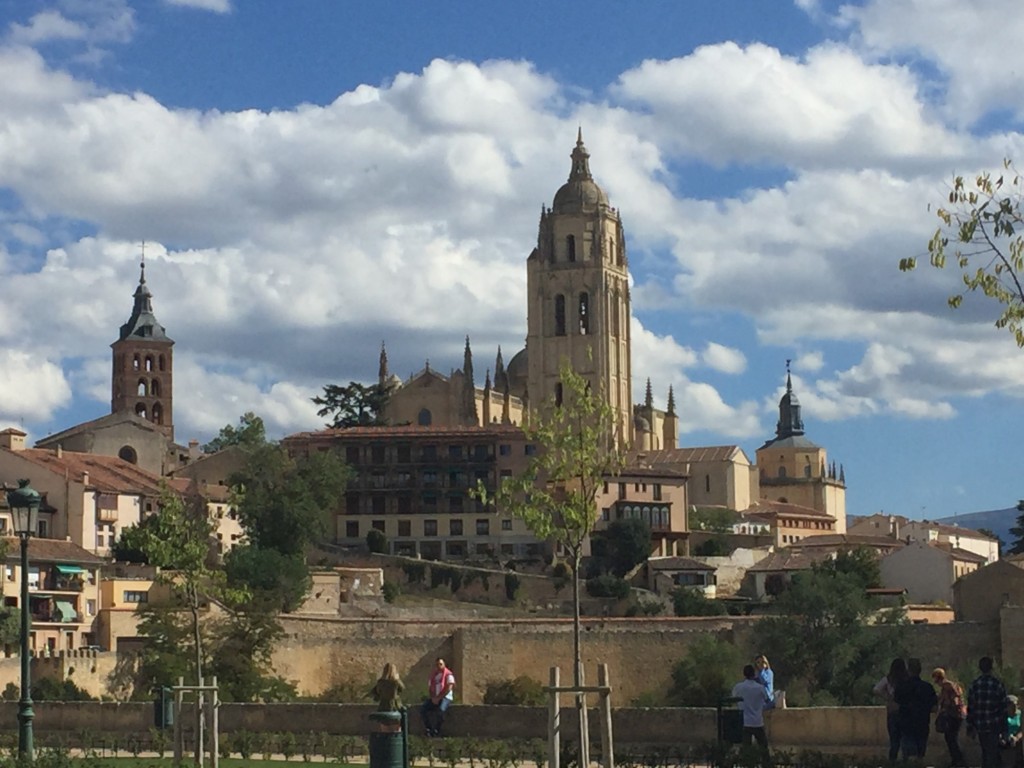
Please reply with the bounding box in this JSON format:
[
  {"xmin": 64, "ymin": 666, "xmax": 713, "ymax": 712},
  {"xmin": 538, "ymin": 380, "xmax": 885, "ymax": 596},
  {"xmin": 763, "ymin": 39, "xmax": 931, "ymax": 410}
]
[{"xmin": 421, "ymin": 657, "xmax": 455, "ymax": 737}]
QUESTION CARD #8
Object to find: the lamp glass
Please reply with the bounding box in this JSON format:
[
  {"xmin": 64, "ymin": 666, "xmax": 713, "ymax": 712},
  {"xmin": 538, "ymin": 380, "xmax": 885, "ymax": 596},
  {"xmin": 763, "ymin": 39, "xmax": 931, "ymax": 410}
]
[{"xmin": 7, "ymin": 480, "xmax": 40, "ymax": 537}]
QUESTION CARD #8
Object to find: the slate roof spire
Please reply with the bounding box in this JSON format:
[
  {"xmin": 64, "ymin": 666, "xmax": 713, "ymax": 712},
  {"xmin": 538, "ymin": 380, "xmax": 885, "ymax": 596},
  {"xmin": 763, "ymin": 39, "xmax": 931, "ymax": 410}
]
[
  {"xmin": 775, "ymin": 359, "xmax": 804, "ymax": 439},
  {"xmin": 119, "ymin": 247, "xmax": 171, "ymax": 342}
]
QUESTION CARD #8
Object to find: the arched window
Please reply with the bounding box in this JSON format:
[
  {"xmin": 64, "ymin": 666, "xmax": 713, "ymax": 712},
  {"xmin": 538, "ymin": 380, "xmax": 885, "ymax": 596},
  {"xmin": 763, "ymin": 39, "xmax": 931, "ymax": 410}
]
[
  {"xmin": 145, "ymin": 356, "xmax": 154, "ymax": 372},
  {"xmin": 555, "ymin": 382, "xmax": 563, "ymax": 406},
  {"xmin": 135, "ymin": 403, "xmax": 147, "ymax": 419},
  {"xmin": 418, "ymin": 408, "xmax": 432, "ymax": 426},
  {"xmin": 578, "ymin": 292, "xmax": 590, "ymax": 335},
  {"xmin": 803, "ymin": 464, "xmax": 812, "ymax": 478},
  {"xmin": 554, "ymin": 294, "xmax": 566, "ymax": 336},
  {"xmin": 137, "ymin": 380, "xmax": 147, "ymax": 396},
  {"xmin": 132, "ymin": 355, "xmax": 140, "ymax": 371},
  {"xmin": 153, "ymin": 403, "xmax": 163, "ymax": 425},
  {"xmin": 151, "ymin": 380, "xmax": 161, "ymax": 397},
  {"xmin": 118, "ymin": 446, "xmax": 137, "ymax": 464},
  {"xmin": 566, "ymin": 235, "xmax": 576, "ymax": 262},
  {"xmin": 159, "ymin": 355, "xmax": 166, "ymax": 371},
  {"xmin": 778, "ymin": 466, "xmax": 787, "ymax": 478}
]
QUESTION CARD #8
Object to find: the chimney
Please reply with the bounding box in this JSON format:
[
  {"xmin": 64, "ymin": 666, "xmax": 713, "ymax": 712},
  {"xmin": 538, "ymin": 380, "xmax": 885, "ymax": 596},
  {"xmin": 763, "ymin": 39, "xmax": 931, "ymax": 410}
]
[
  {"xmin": 56, "ymin": 445, "xmax": 62, "ymax": 458},
  {"xmin": 188, "ymin": 439, "xmax": 201, "ymax": 460},
  {"xmin": 82, "ymin": 471, "xmax": 89, "ymax": 486},
  {"xmin": 0, "ymin": 429, "xmax": 27, "ymax": 451}
]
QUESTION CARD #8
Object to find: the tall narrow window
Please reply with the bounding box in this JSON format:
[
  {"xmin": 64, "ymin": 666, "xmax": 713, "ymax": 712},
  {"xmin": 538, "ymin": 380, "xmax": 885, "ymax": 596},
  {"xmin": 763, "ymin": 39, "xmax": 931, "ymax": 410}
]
[
  {"xmin": 555, "ymin": 382, "xmax": 563, "ymax": 406},
  {"xmin": 566, "ymin": 235, "xmax": 576, "ymax": 262},
  {"xmin": 137, "ymin": 380, "xmax": 147, "ymax": 396},
  {"xmin": 151, "ymin": 379, "xmax": 160, "ymax": 397},
  {"xmin": 578, "ymin": 292, "xmax": 590, "ymax": 335},
  {"xmin": 145, "ymin": 356, "xmax": 154, "ymax": 372},
  {"xmin": 153, "ymin": 403, "xmax": 163, "ymax": 425},
  {"xmin": 554, "ymin": 294, "xmax": 566, "ymax": 336}
]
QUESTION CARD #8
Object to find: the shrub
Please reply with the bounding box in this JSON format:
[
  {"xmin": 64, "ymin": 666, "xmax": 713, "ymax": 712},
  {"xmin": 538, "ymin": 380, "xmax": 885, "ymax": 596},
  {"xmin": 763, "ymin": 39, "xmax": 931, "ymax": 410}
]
[
  {"xmin": 626, "ymin": 598, "xmax": 665, "ymax": 616},
  {"xmin": 382, "ymin": 581, "xmax": 400, "ymax": 603},
  {"xmin": 666, "ymin": 634, "xmax": 742, "ymax": 706},
  {"xmin": 403, "ymin": 562, "xmax": 426, "ymax": 584},
  {"xmin": 483, "ymin": 675, "xmax": 547, "ymax": 705},
  {"xmin": 585, "ymin": 574, "xmax": 630, "ymax": 599},
  {"xmin": 366, "ymin": 529, "xmax": 388, "ymax": 554},
  {"xmin": 672, "ymin": 587, "xmax": 727, "ymax": 617}
]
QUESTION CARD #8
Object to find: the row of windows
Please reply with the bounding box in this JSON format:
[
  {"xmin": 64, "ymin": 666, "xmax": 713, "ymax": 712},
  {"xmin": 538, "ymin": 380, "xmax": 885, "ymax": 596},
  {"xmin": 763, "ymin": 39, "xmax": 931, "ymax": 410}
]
[
  {"xmin": 346, "ymin": 495, "xmax": 488, "ymax": 515},
  {"xmin": 135, "ymin": 378, "xmax": 163, "ymax": 397},
  {"xmin": 553, "ymin": 293, "xmax": 590, "ymax": 336},
  {"xmin": 130, "ymin": 353, "xmax": 167, "ymax": 372},
  {"xmin": 603, "ymin": 481, "xmax": 663, "ymax": 501},
  {"xmin": 344, "ymin": 443, "xmax": 534, "ymax": 465},
  {"xmin": 345, "ymin": 518, "xmax": 514, "ymax": 538},
  {"xmin": 554, "ymin": 234, "xmax": 622, "ymax": 267},
  {"xmin": 134, "ymin": 401, "xmax": 165, "ymax": 424}
]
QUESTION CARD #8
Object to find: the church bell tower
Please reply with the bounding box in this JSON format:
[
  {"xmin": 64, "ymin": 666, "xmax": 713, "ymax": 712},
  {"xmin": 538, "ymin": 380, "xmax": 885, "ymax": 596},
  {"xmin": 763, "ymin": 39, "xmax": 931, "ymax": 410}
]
[
  {"xmin": 526, "ymin": 131, "xmax": 633, "ymax": 443},
  {"xmin": 111, "ymin": 258, "xmax": 174, "ymax": 440}
]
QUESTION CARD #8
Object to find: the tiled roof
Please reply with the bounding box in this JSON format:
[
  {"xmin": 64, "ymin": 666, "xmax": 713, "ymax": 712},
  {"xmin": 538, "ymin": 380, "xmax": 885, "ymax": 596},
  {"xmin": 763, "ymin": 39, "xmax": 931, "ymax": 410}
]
[
  {"xmin": 618, "ymin": 463, "xmax": 689, "ymax": 480},
  {"xmin": 3, "ymin": 537, "xmax": 105, "ymax": 566},
  {"xmin": 748, "ymin": 548, "xmax": 831, "ymax": 572},
  {"xmin": 35, "ymin": 412, "xmax": 162, "ymax": 447},
  {"xmin": 789, "ymin": 533, "xmax": 905, "ymax": 550},
  {"xmin": 747, "ymin": 500, "xmax": 833, "ymax": 519},
  {"xmin": 168, "ymin": 476, "xmax": 232, "ymax": 503},
  {"xmin": 284, "ymin": 424, "xmax": 527, "ymax": 440},
  {"xmin": 922, "ymin": 521, "xmax": 998, "ymax": 542},
  {"xmin": 641, "ymin": 446, "xmax": 747, "ymax": 464},
  {"xmin": 7, "ymin": 448, "xmax": 163, "ymax": 496}
]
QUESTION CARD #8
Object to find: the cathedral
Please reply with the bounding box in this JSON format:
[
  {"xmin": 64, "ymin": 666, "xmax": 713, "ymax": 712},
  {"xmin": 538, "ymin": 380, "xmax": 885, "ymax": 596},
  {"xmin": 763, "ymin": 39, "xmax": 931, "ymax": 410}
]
[{"xmin": 379, "ymin": 131, "xmax": 678, "ymax": 451}]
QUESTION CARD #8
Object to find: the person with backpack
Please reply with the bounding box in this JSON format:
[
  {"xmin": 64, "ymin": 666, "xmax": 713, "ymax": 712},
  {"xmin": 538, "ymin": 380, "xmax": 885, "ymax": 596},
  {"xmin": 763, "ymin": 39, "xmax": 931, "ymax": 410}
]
[{"xmin": 933, "ymin": 667, "xmax": 967, "ymax": 767}]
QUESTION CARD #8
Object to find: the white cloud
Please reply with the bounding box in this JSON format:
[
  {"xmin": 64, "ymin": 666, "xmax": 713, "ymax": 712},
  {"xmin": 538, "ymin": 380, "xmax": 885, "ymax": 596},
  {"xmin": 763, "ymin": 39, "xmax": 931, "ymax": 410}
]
[
  {"xmin": 165, "ymin": 0, "xmax": 231, "ymax": 12},
  {"xmin": 0, "ymin": 350, "xmax": 72, "ymax": 423},
  {"xmin": 612, "ymin": 41, "xmax": 962, "ymax": 170},
  {"xmin": 837, "ymin": 0, "xmax": 1024, "ymax": 126},
  {"xmin": 8, "ymin": 11, "xmax": 87, "ymax": 44},
  {"xmin": 702, "ymin": 343, "xmax": 746, "ymax": 374},
  {"xmin": 794, "ymin": 351, "xmax": 824, "ymax": 373}
]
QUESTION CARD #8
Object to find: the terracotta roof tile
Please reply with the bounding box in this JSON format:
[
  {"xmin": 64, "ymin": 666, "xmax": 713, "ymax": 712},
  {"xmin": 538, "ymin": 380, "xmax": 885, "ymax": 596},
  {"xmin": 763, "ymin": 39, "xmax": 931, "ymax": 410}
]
[
  {"xmin": 11, "ymin": 448, "xmax": 163, "ymax": 496},
  {"xmin": 2, "ymin": 537, "xmax": 105, "ymax": 565}
]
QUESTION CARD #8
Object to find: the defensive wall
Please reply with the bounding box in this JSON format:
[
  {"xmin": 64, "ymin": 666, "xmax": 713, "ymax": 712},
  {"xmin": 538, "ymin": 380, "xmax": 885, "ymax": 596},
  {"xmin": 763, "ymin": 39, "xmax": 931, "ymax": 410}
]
[
  {"xmin": 0, "ymin": 701, "xmax": 989, "ymax": 759},
  {"xmin": 271, "ymin": 614, "xmax": 1003, "ymax": 705}
]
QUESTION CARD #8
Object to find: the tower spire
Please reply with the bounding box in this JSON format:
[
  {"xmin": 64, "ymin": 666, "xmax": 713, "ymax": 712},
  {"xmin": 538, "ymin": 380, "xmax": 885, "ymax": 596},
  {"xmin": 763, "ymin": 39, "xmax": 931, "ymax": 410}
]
[
  {"xmin": 775, "ymin": 360, "xmax": 804, "ymax": 439},
  {"xmin": 667, "ymin": 385, "xmax": 676, "ymax": 415},
  {"xmin": 568, "ymin": 128, "xmax": 593, "ymax": 182},
  {"xmin": 378, "ymin": 341, "xmax": 389, "ymax": 387}
]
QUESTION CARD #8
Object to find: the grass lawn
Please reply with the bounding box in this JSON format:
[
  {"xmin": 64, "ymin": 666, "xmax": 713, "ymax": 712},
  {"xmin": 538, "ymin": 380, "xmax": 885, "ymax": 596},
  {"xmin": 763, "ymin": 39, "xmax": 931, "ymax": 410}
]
[{"xmin": 26, "ymin": 759, "xmax": 362, "ymax": 767}]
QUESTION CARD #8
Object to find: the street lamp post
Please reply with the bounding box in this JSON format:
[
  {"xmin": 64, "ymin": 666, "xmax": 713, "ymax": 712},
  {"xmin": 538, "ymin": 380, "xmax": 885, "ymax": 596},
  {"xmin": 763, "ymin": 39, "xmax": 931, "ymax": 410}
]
[{"xmin": 7, "ymin": 479, "xmax": 40, "ymax": 762}]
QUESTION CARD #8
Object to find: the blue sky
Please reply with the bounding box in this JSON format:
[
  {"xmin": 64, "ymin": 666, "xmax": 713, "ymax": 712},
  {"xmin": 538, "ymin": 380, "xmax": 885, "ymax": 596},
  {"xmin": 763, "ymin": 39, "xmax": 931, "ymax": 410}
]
[{"xmin": 1, "ymin": 0, "xmax": 1023, "ymax": 521}]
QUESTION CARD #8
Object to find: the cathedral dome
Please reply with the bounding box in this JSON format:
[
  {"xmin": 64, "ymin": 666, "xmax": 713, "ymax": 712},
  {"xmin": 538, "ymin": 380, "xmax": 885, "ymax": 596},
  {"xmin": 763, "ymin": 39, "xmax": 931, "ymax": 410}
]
[
  {"xmin": 553, "ymin": 178, "xmax": 608, "ymax": 213},
  {"xmin": 506, "ymin": 347, "xmax": 529, "ymax": 397},
  {"xmin": 551, "ymin": 130, "xmax": 608, "ymax": 214}
]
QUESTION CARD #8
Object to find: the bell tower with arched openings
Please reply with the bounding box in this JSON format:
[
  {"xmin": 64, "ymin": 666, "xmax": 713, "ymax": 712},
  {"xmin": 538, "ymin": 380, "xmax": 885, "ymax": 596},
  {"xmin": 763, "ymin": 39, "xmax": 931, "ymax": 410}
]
[
  {"xmin": 525, "ymin": 130, "xmax": 633, "ymax": 443},
  {"xmin": 111, "ymin": 256, "xmax": 174, "ymax": 440}
]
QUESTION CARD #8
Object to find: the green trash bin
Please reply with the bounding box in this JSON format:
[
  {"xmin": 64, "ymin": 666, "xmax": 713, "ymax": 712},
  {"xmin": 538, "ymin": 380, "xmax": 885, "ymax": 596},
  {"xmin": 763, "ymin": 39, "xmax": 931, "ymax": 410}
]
[
  {"xmin": 369, "ymin": 709, "xmax": 408, "ymax": 768},
  {"xmin": 717, "ymin": 696, "xmax": 744, "ymax": 744},
  {"xmin": 153, "ymin": 686, "xmax": 174, "ymax": 729}
]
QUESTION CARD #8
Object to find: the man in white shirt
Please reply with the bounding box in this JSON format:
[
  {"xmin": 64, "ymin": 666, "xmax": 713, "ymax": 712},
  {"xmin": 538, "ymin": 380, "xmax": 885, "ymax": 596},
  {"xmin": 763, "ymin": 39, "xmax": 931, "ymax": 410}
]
[{"xmin": 732, "ymin": 663, "xmax": 773, "ymax": 759}]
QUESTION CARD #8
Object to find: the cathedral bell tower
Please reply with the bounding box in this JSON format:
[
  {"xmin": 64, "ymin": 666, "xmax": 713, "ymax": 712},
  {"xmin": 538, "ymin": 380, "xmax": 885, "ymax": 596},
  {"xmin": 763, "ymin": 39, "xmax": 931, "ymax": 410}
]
[
  {"xmin": 526, "ymin": 130, "xmax": 633, "ymax": 443},
  {"xmin": 111, "ymin": 258, "xmax": 174, "ymax": 440}
]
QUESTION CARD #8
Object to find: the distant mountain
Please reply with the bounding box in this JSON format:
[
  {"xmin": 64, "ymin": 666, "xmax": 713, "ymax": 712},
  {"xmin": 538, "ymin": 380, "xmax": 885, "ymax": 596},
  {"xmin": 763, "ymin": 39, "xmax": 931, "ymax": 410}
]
[{"xmin": 936, "ymin": 506, "xmax": 1021, "ymax": 549}]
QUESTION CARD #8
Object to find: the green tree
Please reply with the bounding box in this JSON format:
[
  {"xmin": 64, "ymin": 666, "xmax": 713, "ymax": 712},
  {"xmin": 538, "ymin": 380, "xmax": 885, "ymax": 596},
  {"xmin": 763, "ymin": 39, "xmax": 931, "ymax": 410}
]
[
  {"xmin": 1008, "ymin": 500, "xmax": 1024, "ymax": 555},
  {"xmin": 591, "ymin": 518, "xmax": 651, "ymax": 577},
  {"xmin": 665, "ymin": 635, "xmax": 742, "ymax": 706},
  {"xmin": 223, "ymin": 545, "xmax": 311, "ymax": 613},
  {"xmin": 825, "ymin": 546, "xmax": 882, "ymax": 589},
  {"xmin": 230, "ymin": 444, "xmax": 350, "ymax": 557},
  {"xmin": 672, "ymin": 587, "xmax": 727, "ymax": 617},
  {"xmin": 366, "ymin": 528, "xmax": 388, "ymax": 554},
  {"xmin": 902, "ymin": 160, "xmax": 1024, "ymax": 346},
  {"xmin": 312, "ymin": 382, "xmax": 390, "ymax": 428},
  {"xmin": 112, "ymin": 514, "xmax": 160, "ymax": 563},
  {"xmin": 689, "ymin": 507, "xmax": 740, "ymax": 533},
  {"xmin": 755, "ymin": 558, "xmax": 906, "ymax": 705},
  {"xmin": 134, "ymin": 489, "xmax": 245, "ymax": 687},
  {"xmin": 475, "ymin": 361, "xmax": 623, "ymax": 693},
  {"xmin": 202, "ymin": 411, "xmax": 267, "ymax": 454}
]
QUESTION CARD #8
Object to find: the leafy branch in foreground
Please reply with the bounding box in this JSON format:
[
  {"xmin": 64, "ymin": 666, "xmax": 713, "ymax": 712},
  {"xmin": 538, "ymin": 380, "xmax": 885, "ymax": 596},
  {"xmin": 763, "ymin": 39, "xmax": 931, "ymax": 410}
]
[{"xmin": 902, "ymin": 159, "xmax": 1024, "ymax": 346}]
